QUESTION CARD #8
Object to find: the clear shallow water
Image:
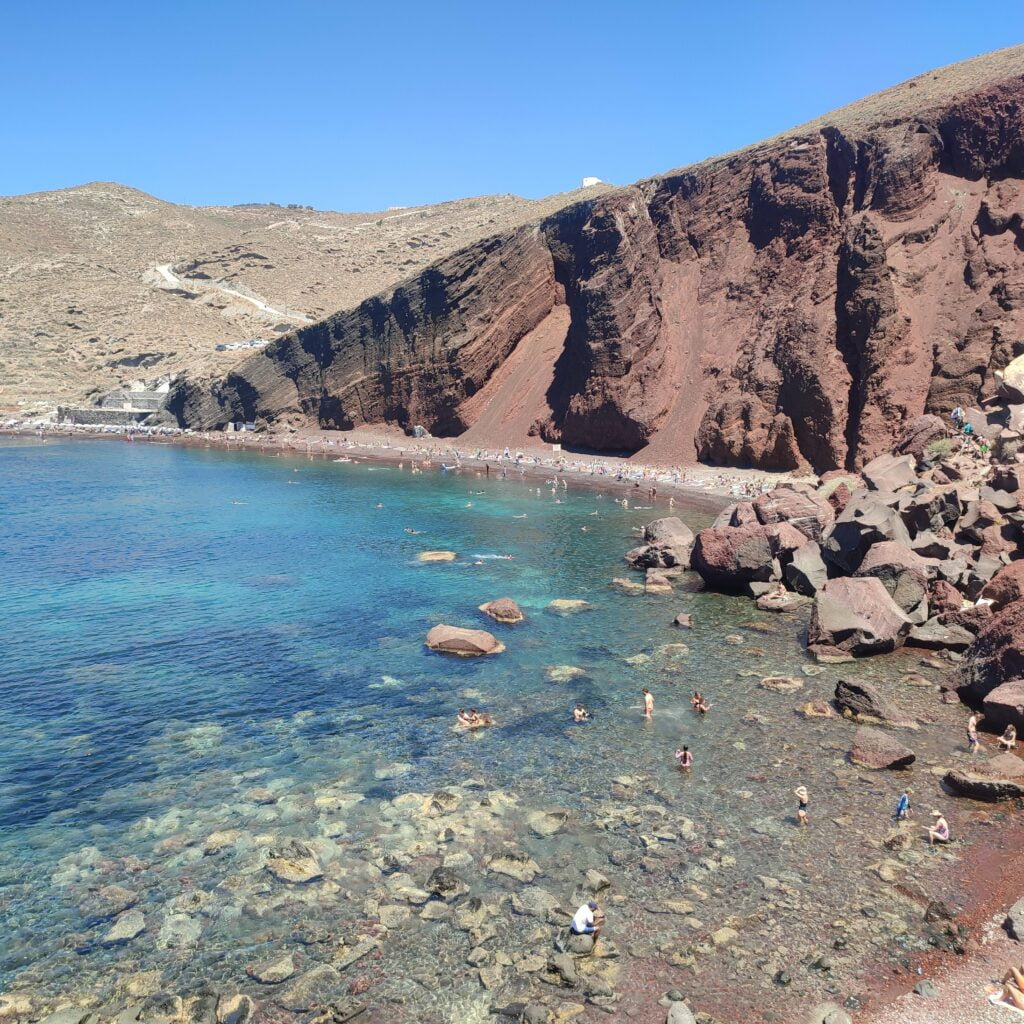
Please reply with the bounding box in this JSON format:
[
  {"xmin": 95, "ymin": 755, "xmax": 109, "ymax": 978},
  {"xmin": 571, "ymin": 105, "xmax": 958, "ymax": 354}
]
[{"xmin": 0, "ymin": 440, "xmax": 982, "ymax": 1022}]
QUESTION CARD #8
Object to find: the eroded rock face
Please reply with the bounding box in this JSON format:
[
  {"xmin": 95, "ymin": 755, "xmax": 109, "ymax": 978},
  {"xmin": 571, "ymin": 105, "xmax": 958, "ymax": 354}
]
[
  {"xmin": 961, "ymin": 599, "xmax": 1024, "ymax": 702},
  {"xmin": 163, "ymin": 58, "xmax": 1024, "ymax": 472}
]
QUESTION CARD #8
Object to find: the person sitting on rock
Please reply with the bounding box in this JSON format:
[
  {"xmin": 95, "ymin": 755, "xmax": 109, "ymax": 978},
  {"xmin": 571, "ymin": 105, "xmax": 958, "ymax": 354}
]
[
  {"xmin": 998, "ymin": 724, "xmax": 1018, "ymax": 752},
  {"xmin": 925, "ymin": 810, "xmax": 950, "ymax": 845},
  {"xmin": 572, "ymin": 704, "xmax": 590, "ymax": 723},
  {"xmin": 990, "ymin": 965, "xmax": 1024, "ymax": 1011},
  {"xmin": 570, "ymin": 900, "xmax": 602, "ymax": 942}
]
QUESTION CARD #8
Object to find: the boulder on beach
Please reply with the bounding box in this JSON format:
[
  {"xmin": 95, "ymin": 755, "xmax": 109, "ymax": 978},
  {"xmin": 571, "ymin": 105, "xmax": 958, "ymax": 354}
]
[
  {"xmin": 629, "ymin": 517, "xmax": 695, "ymax": 569},
  {"xmin": 862, "ymin": 452, "xmax": 918, "ymax": 493},
  {"xmin": 784, "ymin": 542, "xmax": 828, "ymax": 596},
  {"xmin": 645, "ymin": 571, "xmax": 674, "ymax": 595},
  {"xmin": 997, "ymin": 352, "xmax": 1024, "ymax": 404},
  {"xmin": 808, "ymin": 577, "xmax": 912, "ymax": 656},
  {"xmin": 547, "ymin": 599, "xmax": 591, "ymax": 615},
  {"xmin": 849, "ymin": 726, "xmax": 916, "ymax": 769},
  {"xmin": 690, "ymin": 523, "xmax": 781, "ymax": 592},
  {"xmin": 1005, "ymin": 896, "xmax": 1024, "ymax": 941},
  {"xmin": 756, "ymin": 590, "xmax": 810, "ymax": 612},
  {"xmin": 854, "ymin": 540, "xmax": 930, "ymax": 623},
  {"xmin": 834, "ymin": 679, "xmax": 917, "ymax": 728},
  {"xmin": 981, "ymin": 562, "xmax": 1024, "ymax": 612},
  {"xmin": 418, "ymin": 550, "xmax": 456, "ymax": 562},
  {"xmin": 822, "ymin": 492, "xmax": 911, "ymax": 574},
  {"xmin": 981, "ymin": 679, "xmax": 1024, "ymax": 733},
  {"xmin": 907, "ymin": 617, "xmax": 974, "ymax": 651},
  {"xmin": 478, "ymin": 598, "xmax": 524, "ymax": 624},
  {"xmin": 944, "ymin": 752, "xmax": 1024, "ymax": 802},
  {"xmin": 426, "ymin": 624, "xmax": 505, "ymax": 656},
  {"xmin": 961, "ymin": 599, "xmax": 1024, "ymax": 702},
  {"xmin": 753, "ymin": 486, "xmax": 835, "ymax": 542}
]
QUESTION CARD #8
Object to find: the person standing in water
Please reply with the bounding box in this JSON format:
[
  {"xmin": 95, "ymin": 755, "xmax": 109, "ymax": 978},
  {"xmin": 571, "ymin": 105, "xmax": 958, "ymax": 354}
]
[
  {"xmin": 793, "ymin": 786, "xmax": 809, "ymax": 826},
  {"xmin": 642, "ymin": 688, "xmax": 654, "ymax": 719},
  {"xmin": 675, "ymin": 745, "xmax": 693, "ymax": 769},
  {"xmin": 967, "ymin": 713, "xmax": 980, "ymax": 755},
  {"xmin": 895, "ymin": 789, "xmax": 912, "ymax": 821}
]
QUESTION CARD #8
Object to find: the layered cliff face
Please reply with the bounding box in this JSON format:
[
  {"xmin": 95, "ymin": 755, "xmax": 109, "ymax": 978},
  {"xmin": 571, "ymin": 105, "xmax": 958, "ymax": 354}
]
[{"xmin": 165, "ymin": 47, "xmax": 1024, "ymax": 471}]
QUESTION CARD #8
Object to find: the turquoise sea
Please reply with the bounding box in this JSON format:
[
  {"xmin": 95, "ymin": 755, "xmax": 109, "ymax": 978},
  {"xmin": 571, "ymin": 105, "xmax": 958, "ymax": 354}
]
[{"xmin": 0, "ymin": 439, "xmax": 981, "ymax": 1023}]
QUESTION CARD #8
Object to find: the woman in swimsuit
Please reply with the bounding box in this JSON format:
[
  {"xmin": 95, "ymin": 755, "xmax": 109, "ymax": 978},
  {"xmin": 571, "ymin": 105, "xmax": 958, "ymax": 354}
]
[
  {"xmin": 925, "ymin": 810, "xmax": 950, "ymax": 845},
  {"xmin": 675, "ymin": 745, "xmax": 693, "ymax": 769},
  {"xmin": 573, "ymin": 704, "xmax": 590, "ymax": 722},
  {"xmin": 794, "ymin": 786, "xmax": 809, "ymax": 826},
  {"xmin": 998, "ymin": 724, "xmax": 1018, "ymax": 751}
]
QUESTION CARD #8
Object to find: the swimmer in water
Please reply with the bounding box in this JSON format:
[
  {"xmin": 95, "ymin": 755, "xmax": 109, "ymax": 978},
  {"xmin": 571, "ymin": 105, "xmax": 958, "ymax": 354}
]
[
  {"xmin": 675, "ymin": 745, "xmax": 693, "ymax": 769},
  {"xmin": 404, "ymin": 528, "xmax": 423, "ymax": 534},
  {"xmin": 573, "ymin": 704, "xmax": 590, "ymax": 722},
  {"xmin": 642, "ymin": 688, "xmax": 654, "ymax": 719},
  {"xmin": 695, "ymin": 696, "xmax": 712, "ymax": 714}
]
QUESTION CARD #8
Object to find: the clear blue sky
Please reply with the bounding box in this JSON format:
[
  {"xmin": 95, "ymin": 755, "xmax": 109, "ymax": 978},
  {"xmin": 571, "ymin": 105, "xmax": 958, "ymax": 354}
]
[{"xmin": 2, "ymin": 1, "xmax": 1021, "ymax": 210}]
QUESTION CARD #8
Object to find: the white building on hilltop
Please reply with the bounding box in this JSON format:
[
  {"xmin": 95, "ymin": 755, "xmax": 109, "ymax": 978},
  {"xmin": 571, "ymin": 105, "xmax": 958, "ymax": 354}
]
[{"xmin": 581, "ymin": 176, "xmax": 603, "ymax": 188}]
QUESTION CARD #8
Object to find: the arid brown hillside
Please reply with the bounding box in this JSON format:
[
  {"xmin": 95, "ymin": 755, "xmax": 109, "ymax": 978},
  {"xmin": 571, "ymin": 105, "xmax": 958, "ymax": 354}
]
[
  {"xmin": 0, "ymin": 183, "xmax": 605, "ymax": 412},
  {"xmin": 165, "ymin": 45, "xmax": 1024, "ymax": 472}
]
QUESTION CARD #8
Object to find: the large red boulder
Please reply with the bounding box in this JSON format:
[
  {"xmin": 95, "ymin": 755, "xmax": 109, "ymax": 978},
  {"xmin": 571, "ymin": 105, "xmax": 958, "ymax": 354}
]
[
  {"xmin": 822, "ymin": 491, "xmax": 912, "ymax": 574},
  {"xmin": 961, "ymin": 599, "xmax": 1024, "ymax": 702},
  {"xmin": 690, "ymin": 523, "xmax": 780, "ymax": 593},
  {"xmin": 862, "ymin": 453, "xmax": 918, "ymax": 493},
  {"xmin": 981, "ymin": 679, "xmax": 1024, "ymax": 733},
  {"xmin": 808, "ymin": 577, "xmax": 912, "ymax": 656},
  {"xmin": 753, "ymin": 486, "xmax": 835, "ymax": 543},
  {"xmin": 944, "ymin": 753, "xmax": 1024, "ymax": 802},
  {"xmin": 981, "ymin": 562, "xmax": 1024, "ymax": 612}
]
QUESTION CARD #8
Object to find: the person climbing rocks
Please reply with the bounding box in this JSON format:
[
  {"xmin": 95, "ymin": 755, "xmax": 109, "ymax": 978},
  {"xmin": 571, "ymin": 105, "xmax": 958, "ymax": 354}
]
[{"xmin": 570, "ymin": 900, "xmax": 603, "ymax": 942}]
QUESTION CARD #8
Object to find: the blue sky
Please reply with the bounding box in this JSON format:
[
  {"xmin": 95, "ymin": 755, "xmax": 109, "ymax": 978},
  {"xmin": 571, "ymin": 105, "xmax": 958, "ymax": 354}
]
[{"xmin": 2, "ymin": 1, "xmax": 1022, "ymax": 210}]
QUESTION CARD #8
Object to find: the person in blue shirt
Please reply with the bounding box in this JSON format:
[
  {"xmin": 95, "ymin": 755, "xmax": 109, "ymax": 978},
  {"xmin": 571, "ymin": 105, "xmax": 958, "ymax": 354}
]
[{"xmin": 895, "ymin": 789, "xmax": 911, "ymax": 821}]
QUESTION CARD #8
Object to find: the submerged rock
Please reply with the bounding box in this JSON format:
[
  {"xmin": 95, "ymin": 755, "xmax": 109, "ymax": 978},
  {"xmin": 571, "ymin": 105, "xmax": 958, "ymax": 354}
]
[
  {"xmin": 425, "ymin": 624, "xmax": 505, "ymax": 656},
  {"xmin": 547, "ymin": 599, "xmax": 591, "ymax": 615},
  {"xmin": 488, "ymin": 849, "xmax": 540, "ymax": 883},
  {"xmin": 102, "ymin": 909, "xmax": 145, "ymax": 946},
  {"xmin": 849, "ymin": 727, "xmax": 916, "ymax": 769},
  {"xmin": 266, "ymin": 840, "xmax": 323, "ymax": 883},
  {"xmin": 279, "ymin": 964, "xmax": 344, "ymax": 1011},
  {"xmin": 248, "ymin": 954, "xmax": 296, "ymax": 984},
  {"xmin": 418, "ymin": 550, "xmax": 456, "ymax": 562},
  {"xmin": 834, "ymin": 679, "xmax": 916, "ymax": 728},
  {"xmin": 545, "ymin": 665, "xmax": 585, "ymax": 683},
  {"xmin": 527, "ymin": 809, "xmax": 569, "ymax": 837},
  {"xmin": 759, "ymin": 676, "xmax": 804, "ymax": 693}
]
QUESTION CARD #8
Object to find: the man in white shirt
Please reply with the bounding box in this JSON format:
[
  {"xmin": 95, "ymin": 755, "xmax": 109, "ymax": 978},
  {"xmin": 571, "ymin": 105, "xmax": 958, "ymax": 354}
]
[{"xmin": 570, "ymin": 900, "xmax": 602, "ymax": 940}]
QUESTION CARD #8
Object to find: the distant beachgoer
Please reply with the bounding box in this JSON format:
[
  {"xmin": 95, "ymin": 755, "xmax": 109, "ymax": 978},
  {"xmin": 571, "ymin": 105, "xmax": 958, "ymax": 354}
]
[
  {"xmin": 642, "ymin": 688, "xmax": 654, "ymax": 719},
  {"xmin": 457, "ymin": 709, "xmax": 474, "ymax": 727},
  {"xmin": 573, "ymin": 704, "xmax": 590, "ymax": 722},
  {"xmin": 794, "ymin": 785, "xmax": 809, "ymax": 826},
  {"xmin": 570, "ymin": 900, "xmax": 602, "ymax": 941},
  {"xmin": 695, "ymin": 695, "xmax": 712, "ymax": 714},
  {"xmin": 895, "ymin": 789, "xmax": 911, "ymax": 821},
  {"xmin": 967, "ymin": 713, "xmax": 980, "ymax": 754},
  {"xmin": 991, "ymin": 966, "xmax": 1024, "ymax": 1011},
  {"xmin": 999, "ymin": 724, "xmax": 1018, "ymax": 751},
  {"xmin": 691, "ymin": 692, "xmax": 702, "ymax": 709},
  {"xmin": 925, "ymin": 810, "xmax": 949, "ymax": 845},
  {"xmin": 675, "ymin": 745, "xmax": 693, "ymax": 769}
]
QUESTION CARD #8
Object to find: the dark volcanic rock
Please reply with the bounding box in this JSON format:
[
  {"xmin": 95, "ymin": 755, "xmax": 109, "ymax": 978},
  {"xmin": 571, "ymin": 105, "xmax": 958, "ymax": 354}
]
[
  {"xmin": 785, "ymin": 541, "xmax": 829, "ymax": 595},
  {"xmin": 855, "ymin": 540, "xmax": 930, "ymax": 622},
  {"xmin": 162, "ymin": 55, "xmax": 1024, "ymax": 475},
  {"xmin": 627, "ymin": 517, "xmax": 695, "ymax": 569},
  {"xmin": 850, "ymin": 726, "xmax": 916, "ymax": 769},
  {"xmin": 809, "ymin": 577, "xmax": 912, "ymax": 656},
  {"xmin": 944, "ymin": 752, "xmax": 1024, "ymax": 801},
  {"xmin": 834, "ymin": 679, "xmax": 916, "ymax": 728},
  {"xmin": 901, "ymin": 487, "xmax": 963, "ymax": 535},
  {"xmin": 907, "ymin": 617, "xmax": 975, "ymax": 651},
  {"xmin": 862, "ymin": 453, "xmax": 918, "ymax": 493},
  {"xmin": 822, "ymin": 492, "xmax": 911, "ymax": 574}
]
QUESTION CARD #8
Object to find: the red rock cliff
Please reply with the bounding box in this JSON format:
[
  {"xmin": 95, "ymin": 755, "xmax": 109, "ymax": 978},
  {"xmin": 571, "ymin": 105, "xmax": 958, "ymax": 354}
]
[{"xmin": 164, "ymin": 46, "xmax": 1024, "ymax": 472}]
